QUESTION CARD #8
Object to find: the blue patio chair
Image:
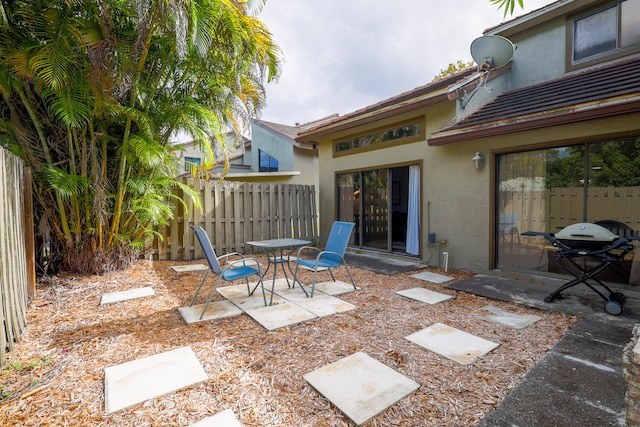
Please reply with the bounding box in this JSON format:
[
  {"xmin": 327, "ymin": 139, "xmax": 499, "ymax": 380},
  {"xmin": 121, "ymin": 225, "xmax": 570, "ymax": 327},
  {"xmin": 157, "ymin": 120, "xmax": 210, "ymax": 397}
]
[
  {"xmin": 189, "ymin": 225, "xmax": 266, "ymax": 319},
  {"xmin": 292, "ymin": 221, "xmax": 357, "ymax": 297}
]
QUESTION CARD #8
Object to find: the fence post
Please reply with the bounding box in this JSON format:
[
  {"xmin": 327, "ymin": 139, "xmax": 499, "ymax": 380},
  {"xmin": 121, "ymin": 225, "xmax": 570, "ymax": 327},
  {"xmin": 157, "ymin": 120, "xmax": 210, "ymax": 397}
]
[{"xmin": 23, "ymin": 167, "xmax": 36, "ymax": 298}]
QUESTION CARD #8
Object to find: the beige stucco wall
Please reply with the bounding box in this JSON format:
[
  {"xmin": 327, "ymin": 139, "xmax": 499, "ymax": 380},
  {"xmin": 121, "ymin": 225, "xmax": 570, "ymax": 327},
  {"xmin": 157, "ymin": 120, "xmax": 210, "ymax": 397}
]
[{"xmin": 317, "ymin": 102, "xmax": 640, "ymax": 273}]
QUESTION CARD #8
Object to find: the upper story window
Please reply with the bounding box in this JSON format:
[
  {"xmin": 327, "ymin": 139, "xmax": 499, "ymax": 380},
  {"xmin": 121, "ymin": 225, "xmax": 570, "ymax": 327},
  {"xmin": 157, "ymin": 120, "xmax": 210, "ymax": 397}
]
[
  {"xmin": 184, "ymin": 156, "xmax": 201, "ymax": 171},
  {"xmin": 568, "ymin": 0, "xmax": 640, "ymax": 69},
  {"xmin": 334, "ymin": 119, "xmax": 423, "ymax": 156},
  {"xmin": 259, "ymin": 149, "xmax": 278, "ymax": 172}
]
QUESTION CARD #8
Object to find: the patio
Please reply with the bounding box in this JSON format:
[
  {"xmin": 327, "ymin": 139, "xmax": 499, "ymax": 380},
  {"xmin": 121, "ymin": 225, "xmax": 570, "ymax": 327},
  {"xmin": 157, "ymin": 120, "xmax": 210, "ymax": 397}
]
[{"xmin": 0, "ymin": 256, "xmax": 576, "ymax": 426}]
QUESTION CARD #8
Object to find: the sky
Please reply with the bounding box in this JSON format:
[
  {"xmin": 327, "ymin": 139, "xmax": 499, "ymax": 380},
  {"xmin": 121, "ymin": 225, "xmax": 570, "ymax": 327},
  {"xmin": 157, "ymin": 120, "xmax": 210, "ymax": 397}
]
[{"xmin": 256, "ymin": 0, "xmax": 555, "ymax": 126}]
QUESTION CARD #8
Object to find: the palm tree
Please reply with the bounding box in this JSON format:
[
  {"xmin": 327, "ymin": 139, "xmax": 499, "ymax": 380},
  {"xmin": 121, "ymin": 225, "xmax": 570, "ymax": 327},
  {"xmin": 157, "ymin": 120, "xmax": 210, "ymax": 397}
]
[{"xmin": 0, "ymin": 0, "xmax": 281, "ymax": 273}]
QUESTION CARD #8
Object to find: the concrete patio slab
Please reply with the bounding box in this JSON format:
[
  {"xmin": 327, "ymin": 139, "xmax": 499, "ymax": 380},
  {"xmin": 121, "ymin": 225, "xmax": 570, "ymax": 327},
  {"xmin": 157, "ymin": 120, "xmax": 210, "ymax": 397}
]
[
  {"xmin": 310, "ymin": 280, "xmax": 359, "ymax": 296},
  {"xmin": 345, "ymin": 252, "xmax": 421, "ymax": 275},
  {"xmin": 178, "ymin": 301, "xmax": 243, "ymax": 324},
  {"xmin": 410, "ymin": 271, "xmax": 453, "ymax": 283},
  {"xmin": 479, "ymin": 305, "xmax": 541, "ymax": 329},
  {"xmin": 406, "ymin": 322, "xmax": 499, "ymax": 365},
  {"xmin": 100, "ymin": 286, "xmax": 155, "ymax": 305},
  {"xmin": 304, "ymin": 351, "xmax": 420, "ymax": 426},
  {"xmin": 190, "ymin": 409, "xmax": 242, "ymax": 427},
  {"xmin": 276, "ymin": 287, "xmax": 356, "ymax": 317},
  {"xmin": 214, "ymin": 283, "xmax": 255, "ymax": 299},
  {"xmin": 104, "ymin": 346, "xmax": 207, "ymax": 413},
  {"xmin": 217, "ymin": 283, "xmax": 286, "ymax": 310},
  {"xmin": 171, "ymin": 264, "xmax": 209, "ymax": 273},
  {"xmin": 395, "ymin": 287, "xmax": 453, "ymax": 304},
  {"xmin": 244, "ymin": 302, "xmax": 317, "ymax": 330}
]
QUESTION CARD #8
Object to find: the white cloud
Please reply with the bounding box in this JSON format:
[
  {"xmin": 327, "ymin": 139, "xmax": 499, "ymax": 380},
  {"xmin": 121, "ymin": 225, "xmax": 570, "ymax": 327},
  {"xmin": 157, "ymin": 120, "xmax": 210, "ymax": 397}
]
[{"xmin": 257, "ymin": 0, "xmax": 554, "ymax": 125}]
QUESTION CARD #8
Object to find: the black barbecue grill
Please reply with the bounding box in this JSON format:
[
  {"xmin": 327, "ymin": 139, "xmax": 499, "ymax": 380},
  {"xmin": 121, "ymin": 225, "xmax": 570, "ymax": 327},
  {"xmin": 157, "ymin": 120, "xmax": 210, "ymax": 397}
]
[{"xmin": 522, "ymin": 222, "xmax": 640, "ymax": 315}]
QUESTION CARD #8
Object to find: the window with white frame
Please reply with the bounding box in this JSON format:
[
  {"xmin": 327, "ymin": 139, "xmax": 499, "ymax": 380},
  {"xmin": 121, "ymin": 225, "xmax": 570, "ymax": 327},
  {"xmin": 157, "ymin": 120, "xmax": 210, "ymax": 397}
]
[{"xmin": 569, "ymin": 0, "xmax": 640, "ymax": 68}]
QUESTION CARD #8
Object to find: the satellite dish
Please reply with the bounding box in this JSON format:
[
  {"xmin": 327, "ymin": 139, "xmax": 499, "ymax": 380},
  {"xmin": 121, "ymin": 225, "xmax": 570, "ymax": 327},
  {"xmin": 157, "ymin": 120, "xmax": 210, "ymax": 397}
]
[{"xmin": 470, "ymin": 35, "xmax": 515, "ymax": 71}]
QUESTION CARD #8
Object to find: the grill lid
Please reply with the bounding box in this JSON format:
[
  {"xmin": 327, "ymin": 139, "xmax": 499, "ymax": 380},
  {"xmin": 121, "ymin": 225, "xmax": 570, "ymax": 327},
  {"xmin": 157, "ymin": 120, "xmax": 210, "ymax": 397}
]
[{"xmin": 555, "ymin": 223, "xmax": 618, "ymax": 242}]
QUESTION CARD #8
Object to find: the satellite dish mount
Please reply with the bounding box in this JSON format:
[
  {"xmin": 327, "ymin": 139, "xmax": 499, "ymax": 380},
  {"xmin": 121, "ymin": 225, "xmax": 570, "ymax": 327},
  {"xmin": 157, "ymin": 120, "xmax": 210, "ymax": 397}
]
[{"xmin": 457, "ymin": 35, "xmax": 515, "ymax": 109}]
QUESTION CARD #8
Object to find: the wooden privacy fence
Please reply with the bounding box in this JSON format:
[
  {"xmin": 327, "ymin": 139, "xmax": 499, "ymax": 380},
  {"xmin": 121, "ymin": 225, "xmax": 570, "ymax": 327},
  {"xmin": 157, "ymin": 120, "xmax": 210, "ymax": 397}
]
[
  {"xmin": 151, "ymin": 180, "xmax": 318, "ymax": 261},
  {"xmin": 0, "ymin": 147, "xmax": 33, "ymax": 365},
  {"xmin": 501, "ymin": 186, "xmax": 640, "ymax": 236}
]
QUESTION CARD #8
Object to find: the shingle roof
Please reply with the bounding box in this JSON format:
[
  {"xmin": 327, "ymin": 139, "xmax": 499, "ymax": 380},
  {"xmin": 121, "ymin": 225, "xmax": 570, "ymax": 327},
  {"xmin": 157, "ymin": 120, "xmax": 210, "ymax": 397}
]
[
  {"xmin": 255, "ymin": 115, "xmax": 339, "ymax": 146},
  {"xmin": 429, "ymin": 56, "xmax": 640, "ymax": 144},
  {"xmin": 255, "ymin": 120, "xmax": 299, "ymax": 141},
  {"xmin": 296, "ymin": 68, "xmax": 477, "ymax": 140}
]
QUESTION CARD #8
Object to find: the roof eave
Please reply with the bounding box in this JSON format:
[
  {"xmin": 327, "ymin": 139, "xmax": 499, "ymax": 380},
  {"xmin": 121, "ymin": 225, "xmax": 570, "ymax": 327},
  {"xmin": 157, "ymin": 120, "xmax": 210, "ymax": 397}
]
[
  {"xmin": 486, "ymin": 0, "xmax": 598, "ymax": 38},
  {"xmin": 296, "ymin": 90, "xmax": 449, "ymax": 142},
  {"xmin": 427, "ymin": 96, "xmax": 640, "ymax": 146}
]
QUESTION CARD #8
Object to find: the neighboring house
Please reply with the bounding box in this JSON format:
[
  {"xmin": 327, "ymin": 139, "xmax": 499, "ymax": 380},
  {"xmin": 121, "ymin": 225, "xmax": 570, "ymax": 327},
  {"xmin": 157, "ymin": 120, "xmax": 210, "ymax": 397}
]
[
  {"xmin": 173, "ymin": 131, "xmax": 249, "ymax": 178},
  {"xmin": 173, "ymin": 118, "xmax": 325, "ymax": 219},
  {"xmin": 239, "ymin": 116, "xmax": 330, "ymax": 185},
  {"xmin": 296, "ymin": 0, "xmax": 640, "ymax": 286}
]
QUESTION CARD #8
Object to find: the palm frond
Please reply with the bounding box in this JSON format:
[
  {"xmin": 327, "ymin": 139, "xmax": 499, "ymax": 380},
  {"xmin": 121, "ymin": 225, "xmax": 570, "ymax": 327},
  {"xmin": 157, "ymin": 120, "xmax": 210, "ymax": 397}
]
[
  {"xmin": 42, "ymin": 165, "xmax": 90, "ymax": 201},
  {"xmin": 41, "ymin": 85, "xmax": 93, "ymax": 128},
  {"xmin": 490, "ymin": 0, "xmax": 525, "ymax": 17}
]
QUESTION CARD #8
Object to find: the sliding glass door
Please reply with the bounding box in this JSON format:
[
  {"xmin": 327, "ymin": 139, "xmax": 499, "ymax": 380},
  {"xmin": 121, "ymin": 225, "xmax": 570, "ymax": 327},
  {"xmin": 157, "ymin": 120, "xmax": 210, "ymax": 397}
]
[
  {"xmin": 337, "ymin": 165, "xmax": 420, "ymax": 255},
  {"xmin": 362, "ymin": 169, "xmax": 389, "ymax": 249},
  {"xmin": 496, "ymin": 137, "xmax": 640, "ymax": 285}
]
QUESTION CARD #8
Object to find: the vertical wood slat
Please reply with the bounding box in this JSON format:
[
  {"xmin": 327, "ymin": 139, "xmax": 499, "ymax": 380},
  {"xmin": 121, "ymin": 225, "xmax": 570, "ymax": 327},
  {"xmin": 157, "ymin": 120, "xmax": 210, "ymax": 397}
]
[
  {"xmin": 156, "ymin": 180, "xmax": 318, "ymax": 261},
  {"xmin": 241, "ymin": 183, "xmax": 251, "ymax": 252},
  {"xmin": 23, "ymin": 168, "xmax": 36, "ymax": 298},
  {"xmin": 269, "ymin": 183, "xmax": 278, "ymax": 238},
  {"xmin": 214, "ymin": 183, "xmax": 225, "ymax": 254},
  {"xmin": 233, "ymin": 182, "xmax": 243, "ymax": 252},
  {"xmin": 0, "ymin": 148, "xmax": 30, "ymax": 365}
]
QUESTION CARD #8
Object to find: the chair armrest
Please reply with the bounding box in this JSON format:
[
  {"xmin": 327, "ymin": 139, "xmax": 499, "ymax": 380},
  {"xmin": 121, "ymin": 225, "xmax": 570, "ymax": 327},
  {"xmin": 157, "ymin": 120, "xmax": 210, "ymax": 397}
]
[
  {"xmin": 296, "ymin": 246, "xmax": 321, "ymax": 258},
  {"xmin": 314, "ymin": 250, "xmax": 343, "ymax": 262},
  {"xmin": 224, "ymin": 257, "xmax": 262, "ymax": 272},
  {"xmin": 217, "ymin": 252, "xmax": 245, "ymax": 265}
]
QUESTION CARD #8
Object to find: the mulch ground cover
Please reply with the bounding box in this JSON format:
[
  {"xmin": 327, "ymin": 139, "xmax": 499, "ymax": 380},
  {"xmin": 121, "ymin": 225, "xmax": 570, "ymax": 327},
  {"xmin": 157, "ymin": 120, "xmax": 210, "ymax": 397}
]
[{"xmin": 0, "ymin": 258, "xmax": 576, "ymax": 426}]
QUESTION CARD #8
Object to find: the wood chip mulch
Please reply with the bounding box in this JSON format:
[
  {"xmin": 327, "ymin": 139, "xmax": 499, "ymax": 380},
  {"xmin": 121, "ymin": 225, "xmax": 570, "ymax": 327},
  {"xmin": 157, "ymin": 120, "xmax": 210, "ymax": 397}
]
[{"xmin": 0, "ymin": 258, "xmax": 577, "ymax": 426}]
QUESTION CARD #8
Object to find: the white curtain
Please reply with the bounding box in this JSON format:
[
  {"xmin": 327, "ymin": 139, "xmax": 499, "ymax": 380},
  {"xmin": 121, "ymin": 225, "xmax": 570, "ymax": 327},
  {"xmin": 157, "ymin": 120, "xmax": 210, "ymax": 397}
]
[{"xmin": 406, "ymin": 165, "xmax": 420, "ymax": 255}]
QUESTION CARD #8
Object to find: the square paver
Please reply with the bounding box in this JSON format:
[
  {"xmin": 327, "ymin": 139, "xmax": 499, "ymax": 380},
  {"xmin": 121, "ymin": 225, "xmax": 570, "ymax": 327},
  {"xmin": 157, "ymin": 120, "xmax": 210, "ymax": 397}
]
[
  {"xmin": 395, "ymin": 287, "xmax": 453, "ymax": 304},
  {"xmin": 406, "ymin": 322, "xmax": 499, "ymax": 365},
  {"xmin": 178, "ymin": 300, "xmax": 243, "ymax": 324},
  {"xmin": 171, "ymin": 264, "xmax": 209, "ymax": 273},
  {"xmin": 304, "ymin": 352, "xmax": 420, "ymax": 425},
  {"xmin": 276, "ymin": 287, "xmax": 356, "ymax": 317},
  {"xmin": 244, "ymin": 302, "xmax": 317, "ymax": 330},
  {"xmin": 190, "ymin": 409, "xmax": 242, "ymax": 427},
  {"xmin": 218, "ymin": 282, "xmax": 286, "ymax": 309},
  {"xmin": 104, "ymin": 346, "xmax": 207, "ymax": 413},
  {"xmin": 309, "ymin": 280, "xmax": 359, "ymax": 296},
  {"xmin": 100, "ymin": 286, "xmax": 155, "ymax": 304},
  {"xmin": 410, "ymin": 271, "xmax": 453, "ymax": 283},
  {"xmin": 479, "ymin": 305, "xmax": 541, "ymax": 329}
]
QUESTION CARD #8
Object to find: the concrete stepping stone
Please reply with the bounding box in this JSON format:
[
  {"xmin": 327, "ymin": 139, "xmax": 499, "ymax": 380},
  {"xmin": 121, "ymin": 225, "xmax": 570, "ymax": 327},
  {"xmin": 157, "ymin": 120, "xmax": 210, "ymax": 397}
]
[
  {"xmin": 100, "ymin": 286, "xmax": 155, "ymax": 305},
  {"xmin": 217, "ymin": 283, "xmax": 286, "ymax": 310},
  {"xmin": 410, "ymin": 271, "xmax": 453, "ymax": 283},
  {"xmin": 276, "ymin": 287, "xmax": 356, "ymax": 317},
  {"xmin": 406, "ymin": 322, "xmax": 499, "ymax": 365},
  {"xmin": 395, "ymin": 287, "xmax": 453, "ymax": 304},
  {"xmin": 304, "ymin": 352, "xmax": 419, "ymax": 426},
  {"xmin": 171, "ymin": 264, "xmax": 209, "ymax": 273},
  {"xmin": 178, "ymin": 300, "xmax": 242, "ymax": 324},
  {"xmin": 309, "ymin": 280, "xmax": 360, "ymax": 295},
  {"xmin": 479, "ymin": 305, "xmax": 541, "ymax": 329},
  {"xmin": 104, "ymin": 346, "xmax": 207, "ymax": 413},
  {"xmin": 244, "ymin": 302, "xmax": 317, "ymax": 331},
  {"xmin": 190, "ymin": 409, "xmax": 242, "ymax": 426}
]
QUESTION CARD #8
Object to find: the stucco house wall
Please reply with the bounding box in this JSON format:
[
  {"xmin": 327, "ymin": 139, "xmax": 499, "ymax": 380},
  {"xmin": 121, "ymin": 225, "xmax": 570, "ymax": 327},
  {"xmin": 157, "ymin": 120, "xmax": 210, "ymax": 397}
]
[
  {"xmin": 298, "ymin": 0, "xmax": 640, "ymax": 275},
  {"xmin": 250, "ymin": 123, "xmax": 295, "ymax": 171}
]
